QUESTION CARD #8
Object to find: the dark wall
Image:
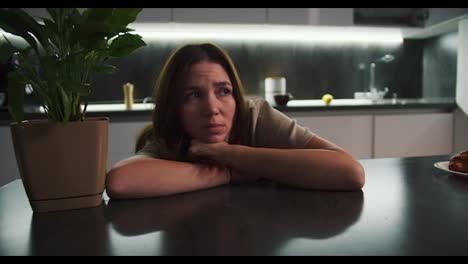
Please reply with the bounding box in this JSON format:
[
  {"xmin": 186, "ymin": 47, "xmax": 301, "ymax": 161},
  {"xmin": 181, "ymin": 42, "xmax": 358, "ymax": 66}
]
[{"xmin": 422, "ymin": 32, "xmax": 458, "ymax": 98}]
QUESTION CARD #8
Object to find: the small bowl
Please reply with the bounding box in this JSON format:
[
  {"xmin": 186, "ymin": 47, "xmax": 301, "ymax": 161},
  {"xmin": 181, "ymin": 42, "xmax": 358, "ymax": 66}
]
[{"xmin": 274, "ymin": 94, "xmax": 292, "ymax": 106}]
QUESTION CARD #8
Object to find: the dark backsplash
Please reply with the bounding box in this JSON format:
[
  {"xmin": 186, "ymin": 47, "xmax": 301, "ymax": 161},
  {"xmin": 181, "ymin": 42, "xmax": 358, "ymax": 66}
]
[
  {"xmin": 2, "ymin": 31, "xmax": 457, "ymax": 105},
  {"xmin": 90, "ymin": 39, "xmax": 426, "ymax": 102},
  {"xmin": 422, "ymin": 32, "xmax": 458, "ymax": 98}
]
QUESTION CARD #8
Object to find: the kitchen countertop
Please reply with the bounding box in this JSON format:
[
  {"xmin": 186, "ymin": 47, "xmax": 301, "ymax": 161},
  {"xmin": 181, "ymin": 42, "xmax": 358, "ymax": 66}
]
[
  {"xmin": 0, "ymin": 97, "xmax": 457, "ymax": 124},
  {"xmin": 275, "ymin": 97, "xmax": 456, "ymax": 112},
  {"xmin": 2, "ymin": 154, "xmax": 468, "ymax": 256}
]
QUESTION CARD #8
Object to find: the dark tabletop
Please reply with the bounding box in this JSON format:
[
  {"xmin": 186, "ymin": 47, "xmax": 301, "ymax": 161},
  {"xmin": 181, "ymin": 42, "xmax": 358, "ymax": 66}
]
[{"xmin": 2, "ymin": 154, "xmax": 468, "ymax": 256}]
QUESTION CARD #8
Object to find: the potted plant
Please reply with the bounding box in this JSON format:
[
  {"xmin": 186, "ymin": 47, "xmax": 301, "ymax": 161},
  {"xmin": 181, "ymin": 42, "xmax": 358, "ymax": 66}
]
[{"xmin": 0, "ymin": 8, "xmax": 146, "ymax": 212}]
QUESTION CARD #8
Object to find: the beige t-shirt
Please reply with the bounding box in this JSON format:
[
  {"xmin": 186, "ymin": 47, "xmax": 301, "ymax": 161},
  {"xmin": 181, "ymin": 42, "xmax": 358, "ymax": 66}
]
[{"xmin": 137, "ymin": 99, "xmax": 315, "ymax": 158}]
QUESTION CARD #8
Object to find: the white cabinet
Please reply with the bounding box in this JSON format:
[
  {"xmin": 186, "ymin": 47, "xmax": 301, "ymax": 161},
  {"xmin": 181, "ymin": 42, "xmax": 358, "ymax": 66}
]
[
  {"xmin": 374, "ymin": 113, "xmax": 453, "ymax": 158},
  {"xmin": 286, "ymin": 113, "xmax": 373, "ymax": 159},
  {"xmin": 287, "ymin": 111, "xmax": 454, "ymax": 160},
  {"xmin": 22, "ymin": 8, "xmax": 50, "ymax": 19},
  {"xmin": 22, "ymin": 8, "xmax": 172, "ymax": 23},
  {"xmin": 267, "ymin": 8, "xmax": 353, "ymax": 26},
  {"xmin": 135, "ymin": 8, "xmax": 172, "ymax": 23},
  {"xmin": 318, "ymin": 8, "xmax": 354, "ymax": 26},
  {"xmin": 0, "ymin": 126, "xmax": 19, "ymax": 187},
  {"xmin": 108, "ymin": 121, "xmax": 149, "ymax": 170},
  {"xmin": 21, "ymin": 8, "xmax": 355, "ymax": 26},
  {"xmin": 173, "ymin": 8, "xmax": 267, "ymax": 24},
  {"xmin": 267, "ymin": 8, "xmax": 315, "ymax": 25},
  {"xmin": 453, "ymin": 107, "xmax": 468, "ymax": 153}
]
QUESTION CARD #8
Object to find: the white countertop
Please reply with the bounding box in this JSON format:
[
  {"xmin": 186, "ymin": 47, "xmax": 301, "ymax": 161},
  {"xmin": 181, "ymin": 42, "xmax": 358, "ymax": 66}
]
[{"xmin": 22, "ymin": 97, "xmax": 455, "ymax": 114}]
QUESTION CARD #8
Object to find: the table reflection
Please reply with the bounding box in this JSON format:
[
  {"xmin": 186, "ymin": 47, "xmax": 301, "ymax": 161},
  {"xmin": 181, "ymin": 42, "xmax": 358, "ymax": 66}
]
[
  {"xmin": 29, "ymin": 202, "xmax": 110, "ymax": 256},
  {"xmin": 104, "ymin": 185, "xmax": 363, "ymax": 255}
]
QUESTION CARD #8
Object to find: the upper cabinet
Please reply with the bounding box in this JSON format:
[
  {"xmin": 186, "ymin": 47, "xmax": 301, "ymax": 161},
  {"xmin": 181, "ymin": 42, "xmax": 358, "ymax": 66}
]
[
  {"xmin": 354, "ymin": 8, "xmax": 429, "ymax": 27},
  {"xmin": 425, "ymin": 8, "xmax": 468, "ymax": 27},
  {"xmin": 135, "ymin": 8, "xmax": 172, "ymax": 23},
  {"xmin": 267, "ymin": 8, "xmax": 353, "ymax": 26},
  {"xmin": 354, "ymin": 8, "xmax": 468, "ymax": 28},
  {"xmin": 22, "ymin": 8, "xmax": 52, "ymax": 20},
  {"xmin": 22, "ymin": 8, "xmax": 173, "ymax": 23},
  {"xmin": 172, "ymin": 8, "xmax": 267, "ymax": 24},
  {"xmin": 170, "ymin": 8, "xmax": 353, "ymax": 26}
]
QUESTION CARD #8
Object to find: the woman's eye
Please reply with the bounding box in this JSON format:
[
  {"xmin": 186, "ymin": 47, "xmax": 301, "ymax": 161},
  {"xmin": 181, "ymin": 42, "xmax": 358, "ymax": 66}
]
[
  {"xmin": 219, "ymin": 88, "xmax": 231, "ymax": 96},
  {"xmin": 185, "ymin": 90, "xmax": 200, "ymax": 99}
]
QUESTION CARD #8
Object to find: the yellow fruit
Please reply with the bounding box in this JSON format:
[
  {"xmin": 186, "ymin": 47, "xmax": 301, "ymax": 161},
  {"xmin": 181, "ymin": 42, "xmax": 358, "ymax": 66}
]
[{"xmin": 322, "ymin": 94, "xmax": 334, "ymax": 105}]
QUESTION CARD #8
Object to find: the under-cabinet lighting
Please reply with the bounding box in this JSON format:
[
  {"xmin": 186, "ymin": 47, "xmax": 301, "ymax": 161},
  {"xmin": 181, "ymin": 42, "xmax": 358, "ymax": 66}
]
[{"xmin": 131, "ymin": 23, "xmax": 403, "ymax": 45}]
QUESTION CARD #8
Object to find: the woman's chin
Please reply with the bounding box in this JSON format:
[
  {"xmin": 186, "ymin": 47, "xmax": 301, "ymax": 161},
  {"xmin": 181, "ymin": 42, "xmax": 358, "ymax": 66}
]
[{"xmin": 202, "ymin": 135, "xmax": 227, "ymax": 144}]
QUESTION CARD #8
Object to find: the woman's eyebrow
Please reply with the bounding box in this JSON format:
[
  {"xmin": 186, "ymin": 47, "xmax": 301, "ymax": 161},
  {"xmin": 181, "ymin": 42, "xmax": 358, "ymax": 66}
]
[
  {"xmin": 214, "ymin": 81, "xmax": 232, "ymax": 87},
  {"xmin": 184, "ymin": 86, "xmax": 200, "ymax": 92}
]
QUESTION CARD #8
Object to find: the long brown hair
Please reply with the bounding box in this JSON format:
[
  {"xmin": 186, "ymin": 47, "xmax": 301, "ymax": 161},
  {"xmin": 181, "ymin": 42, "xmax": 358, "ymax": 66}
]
[{"xmin": 135, "ymin": 43, "xmax": 248, "ymax": 161}]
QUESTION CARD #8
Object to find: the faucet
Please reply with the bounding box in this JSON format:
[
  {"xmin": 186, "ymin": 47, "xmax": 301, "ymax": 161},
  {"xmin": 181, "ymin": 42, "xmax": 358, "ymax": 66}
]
[
  {"xmin": 142, "ymin": 96, "xmax": 154, "ymax": 104},
  {"xmin": 368, "ymin": 54, "xmax": 394, "ymax": 100}
]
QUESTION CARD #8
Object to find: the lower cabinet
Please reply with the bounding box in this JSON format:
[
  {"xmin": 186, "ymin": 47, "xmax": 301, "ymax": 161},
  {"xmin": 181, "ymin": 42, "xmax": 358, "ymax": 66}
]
[
  {"xmin": 108, "ymin": 121, "xmax": 149, "ymax": 170},
  {"xmin": 374, "ymin": 113, "xmax": 453, "ymax": 158},
  {"xmin": 287, "ymin": 111, "xmax": 454, "ymax": 159},
  {"xmin": 287, "ymin": 113, "xmax": 374, "ymax": 159},
  {"xmin": 0, "ymin": 126, "xmax": 20, "ymax": 187},
  {"xmin": 0, "ymin": 111, "xmax": 456, "ymax": 187}
]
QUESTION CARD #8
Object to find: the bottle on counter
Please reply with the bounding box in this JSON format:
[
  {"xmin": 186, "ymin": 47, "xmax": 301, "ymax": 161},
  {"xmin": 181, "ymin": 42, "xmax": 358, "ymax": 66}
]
[{"xmin": 123, "ymin": 82, "xmax": 134, "ymax": 110}]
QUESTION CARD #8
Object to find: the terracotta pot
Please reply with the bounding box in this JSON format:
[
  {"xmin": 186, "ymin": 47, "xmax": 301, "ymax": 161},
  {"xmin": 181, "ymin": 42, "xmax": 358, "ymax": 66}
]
[{"xmin": 10, "ymin": 117, "xmax": 109, "ymax": 213}]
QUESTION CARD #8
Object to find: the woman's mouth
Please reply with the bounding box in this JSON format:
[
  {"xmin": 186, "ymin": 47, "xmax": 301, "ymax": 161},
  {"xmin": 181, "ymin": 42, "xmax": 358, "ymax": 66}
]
[{"xmin": 205, "ymin": 124, "xmax": 225, "ymax": 134}]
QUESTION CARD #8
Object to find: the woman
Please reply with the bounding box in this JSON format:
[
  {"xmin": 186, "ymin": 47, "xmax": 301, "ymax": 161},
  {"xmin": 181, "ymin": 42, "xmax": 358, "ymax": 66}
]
[{"xmin": 106, "ymin": 43, "xmax": 365, "ymax": 199}]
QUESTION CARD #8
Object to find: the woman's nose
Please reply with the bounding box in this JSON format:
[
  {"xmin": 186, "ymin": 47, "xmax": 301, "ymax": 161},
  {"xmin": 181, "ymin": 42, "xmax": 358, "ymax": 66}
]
[{"xmin": 204, "ymin": 93, "xmax": 220, "ymax": 115}]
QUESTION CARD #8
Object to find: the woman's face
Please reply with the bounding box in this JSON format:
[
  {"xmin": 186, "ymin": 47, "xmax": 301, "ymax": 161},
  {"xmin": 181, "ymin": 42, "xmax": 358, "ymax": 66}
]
[{"xmin": 180, "ymin": 61, "xmax": 236, "ymax": 143}]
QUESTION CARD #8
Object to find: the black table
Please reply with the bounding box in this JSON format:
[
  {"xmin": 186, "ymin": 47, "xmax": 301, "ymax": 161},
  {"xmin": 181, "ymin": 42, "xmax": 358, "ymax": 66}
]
[{"xmin": 2, "ymin": 155, "xmax": 468, "ymax": 255}]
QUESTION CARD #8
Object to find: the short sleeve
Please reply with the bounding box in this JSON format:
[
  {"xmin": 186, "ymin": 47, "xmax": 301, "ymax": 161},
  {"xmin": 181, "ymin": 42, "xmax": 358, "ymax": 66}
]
[
  {"xmin": 135, "ymin": 141, "xmax": 161, "ymax": 158},
  {"xmin": 252, "ymin": 99, "xmax": 315, "ymax": 149}
]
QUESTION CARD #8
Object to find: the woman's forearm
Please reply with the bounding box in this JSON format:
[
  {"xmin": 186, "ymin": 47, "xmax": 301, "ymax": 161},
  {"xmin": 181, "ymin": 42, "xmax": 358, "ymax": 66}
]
[
  {"xmin": 224, "ymin": 145, "xmax": 364, "ymax": 191},
  {"xmin": 106, "ymin": 156, "xmax": 230, "ymax": 199}
]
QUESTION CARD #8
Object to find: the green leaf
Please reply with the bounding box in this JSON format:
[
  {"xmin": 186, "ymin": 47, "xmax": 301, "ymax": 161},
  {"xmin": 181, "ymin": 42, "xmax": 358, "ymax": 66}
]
[
  {"xmin": 7, "ymin": 71, "xmax": 25, "ymax": 123},
  {"xmin": 46, "ymin": 8, "xmax": 59, "ymax": 23},
  {"xmin": 111, "ymin": 8, "xmax": 142, "ymax": 26},
  {"xmin": 3, "ymin": 9, "xmax": 53, "ymax": 54},
  {"xmin": 82, "ymin": 8, "xmax": 114, "ymax": 22},
  {"xmin": 108, "ymin": 33, "xmax": 146, "ymax": 57},
  {"xmin": 60, "ymin": 88, "xmax": 71, "ymax": 122},
  {"xmin": 1, "ymin": 8, "xmax": 145, "ymax": 123},
  {"xmin": 0, "ymin": 8, "xmax": 38, "ymax": 52},
  {"xmin": 0, "ymin": 43, "xmax": 19, "ymax": 63},
  {"xmin": 91, "ymin": 64, "xmax": 117, "ymax": 74}
]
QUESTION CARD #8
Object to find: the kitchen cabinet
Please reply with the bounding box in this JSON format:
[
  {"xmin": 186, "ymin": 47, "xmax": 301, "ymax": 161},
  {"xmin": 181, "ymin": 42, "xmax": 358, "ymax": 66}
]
[
  {"xmin": 287, "ymin": 111, "xmax": 454, "ymax": 159},
  {"xmin": 317, "ymin": 8, "xmax": 354, "ymax": 26},
  {"xmin": 286, "ymin": 113, "xmax": 373, "ymax": 159},
  {"xmin": 22, "ymin": 8, "xmax": 50, "ymax": 19},
  {"xmin": 0, "ymin": 126, "xmax": 19, "ymax": 187},
  {"xmin": 172, "ymin": 8, "xmax": 267, "ymax": 24},
  {"xmin": 134, "ymin": 8, "xmax": 172, "ymax": 23},
  {"xmin": 22, "ymin": 8, "xmax": 172, "ymax": 23},
  {"xmin": 22, "ymin": 8, "xmax": 356, "ymax": 26},
  {"xmin": 267, "ymin": 8, "xmax": 314, "ymax": 25},
  {"xmin": 425, "ymin": 8, "xmax": 468, "ymax": 27},
  {"xmin": 171, "ymin": 8, "xmax": 353, "ymax": 26},
  {"xmin": 453, "ymin": 107, "xmax": 468, "ymax": 153},
  {"xmin": 374, "ymin": 113, "xmax": 453, "ymax": 158},
  {"xmin": 455, "ymin": 19, "xmax": 468, "ymax": 153},
  {"xmin": 108, "ymin": 121, "xmax": 149, "ymax": 169},
  {"xmin": 267, "ymin": 8, "xmax": 353, "ymax": 26}
]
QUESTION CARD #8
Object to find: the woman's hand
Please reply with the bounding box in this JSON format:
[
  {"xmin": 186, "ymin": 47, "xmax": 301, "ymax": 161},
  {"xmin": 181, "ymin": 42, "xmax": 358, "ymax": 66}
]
[
  {"xmin": 188, "ymin": 139, "xmax": 229, "ymax": 165},
  {"xmin": 188, "ymin": 140, "xmax": 260, "ymax": 184}
]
